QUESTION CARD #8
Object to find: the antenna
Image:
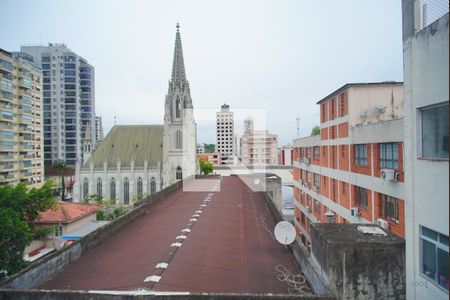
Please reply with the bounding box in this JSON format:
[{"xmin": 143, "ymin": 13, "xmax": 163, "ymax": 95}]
[
  {"xmin": 274, "ymin": 221, "xmax": 296, "ymax": 245},
  {"xmin": 296, "ymin": 117, "xmax": 300, "ymax": 138},
  {"xmin": 114, "ymin": 116, "xmax": 117, "ymax": 126}
]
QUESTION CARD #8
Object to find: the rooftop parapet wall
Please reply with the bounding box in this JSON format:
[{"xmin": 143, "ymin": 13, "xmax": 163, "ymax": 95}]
[
  {"xmin": 310, "ymin": 224, "xmax": 405, "ymax": 300},
  {"xmin": 0, "ymin": 179, "xmax": 184, "ymax": 290}
]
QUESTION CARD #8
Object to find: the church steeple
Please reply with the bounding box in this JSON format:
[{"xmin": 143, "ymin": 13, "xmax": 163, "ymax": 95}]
[{"xmin": 171, "ymin": 23, "xmax": 187, "ymax": 89}]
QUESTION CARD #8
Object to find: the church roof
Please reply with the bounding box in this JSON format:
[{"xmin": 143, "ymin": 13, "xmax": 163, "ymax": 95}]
[{"xmin": 84, "ymin": 125, "xmax": 164, "ymax": 168}]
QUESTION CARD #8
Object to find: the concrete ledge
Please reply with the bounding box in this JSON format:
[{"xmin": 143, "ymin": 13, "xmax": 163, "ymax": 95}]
[
  {"xmin": 0, "ymin": 289, "xmax": 338, "ymax": 300},
  {"xmin": 0, "ymin": 180, "xmax": 183, "ymax": 290}
]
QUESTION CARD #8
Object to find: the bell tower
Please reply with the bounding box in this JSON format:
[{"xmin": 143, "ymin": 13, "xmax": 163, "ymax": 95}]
[{"xmin": 162, "ymin": 23, "xmax": 197, "ymax": 187}]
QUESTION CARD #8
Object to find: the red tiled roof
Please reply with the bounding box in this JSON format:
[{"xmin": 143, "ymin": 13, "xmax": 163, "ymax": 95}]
[{"xmin": 36, "ymin": 202, "xmax": 101, "ymax": 224}]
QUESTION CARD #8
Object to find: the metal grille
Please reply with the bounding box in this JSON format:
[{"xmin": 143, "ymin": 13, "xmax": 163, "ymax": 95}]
[{"xmin": 415, "ymin": 0, "xmax": 449, "ymax": 31}]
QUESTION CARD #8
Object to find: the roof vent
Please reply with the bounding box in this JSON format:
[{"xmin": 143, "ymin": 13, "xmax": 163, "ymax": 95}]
[
  {"xmin": 111, "ymin": 144, "xmax": 114, "ymax": 148},
  {"xmin": 136, "ymin": 144, "xmax": 138, "ymax": 148},
  {"xmin": 375, "ymin": 105, "xmax": 387, "ymax": 113}
]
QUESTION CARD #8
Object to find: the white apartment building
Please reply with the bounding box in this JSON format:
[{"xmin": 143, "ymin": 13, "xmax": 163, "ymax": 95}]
[
  {"xmin": 21, "ymin": 44, "xmax": 96, "ymax": 167},
  {"xmin": 196, "ymin": 143, "xmax": 205, "ymax": 154},
  {"xmin": 240, "ymin": 130, "xmax": 278, "ymax": 166},
  {"xmin": 402, "ymin": 2, "xmax": 448, "ymax": 298},
  {"xmin": 216, "ymin": 104, "xmax": 235, "ymax": 164}
]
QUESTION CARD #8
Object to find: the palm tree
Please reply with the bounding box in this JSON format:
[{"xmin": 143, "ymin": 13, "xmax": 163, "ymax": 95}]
[{"xmin": 53, "ymin": 160, "xmax": 68, "ymax": 201}]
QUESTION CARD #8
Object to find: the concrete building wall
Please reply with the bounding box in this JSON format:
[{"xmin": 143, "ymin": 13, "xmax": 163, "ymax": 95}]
[
  {"xmin": 402, "ymin": 3, "xmax": 449, "ymax": 298},
  {"xmin": 347, "ymin": 84, "xmax": 404, "ymax": 127}
]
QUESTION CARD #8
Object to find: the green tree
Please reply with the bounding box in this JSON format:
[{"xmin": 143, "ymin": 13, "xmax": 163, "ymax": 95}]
[
  {"xmin": 204, "ymin": 144, "xmax": 215, "ymax": 153},
  {"xmin": 0, "ymin": 181, "xmax": 56, "ymax": 279},
  {"xmin": 53, "ymin": 160, "xmax": 68, "ymax": 201},
  {"xmin": 311, "ymin": 125, "xmax": 320, "ymax": 136},
  {"xmin": 199, "ymin": 159, "xmax": 213, "ymax": 175}
]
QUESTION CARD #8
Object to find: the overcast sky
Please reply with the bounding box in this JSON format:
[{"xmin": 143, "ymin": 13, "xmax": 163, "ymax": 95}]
[{"xmin": 1, "ymin": 0, "xmax": 404, "ymax": 145}]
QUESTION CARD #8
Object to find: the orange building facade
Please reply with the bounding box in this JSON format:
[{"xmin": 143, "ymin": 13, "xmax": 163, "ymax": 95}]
[{"xmin": 293, "ymin": 82, "xmax": 405, "ymax": 252}]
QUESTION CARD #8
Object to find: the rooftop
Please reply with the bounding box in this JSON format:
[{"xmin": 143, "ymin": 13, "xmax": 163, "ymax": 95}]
[
  {"xmin": 311, "ymin": 223, "xmax": 404, "ymax": 244},
  {"xmin": 316, "ymin": 81, "xmax": 404, "ymax": 104},
  {"xmin": 36, "ymin": 202, "xmax": 101, "ymax": 224},
  {"xmin": 39, "ymin": 176, "xmax": 308, "ymax": 294}
]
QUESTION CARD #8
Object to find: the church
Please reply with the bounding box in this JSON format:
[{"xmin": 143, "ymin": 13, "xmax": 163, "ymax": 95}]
[{"xmin": 73, "ymin": 24, "xmax": 197, "ymax": 204}]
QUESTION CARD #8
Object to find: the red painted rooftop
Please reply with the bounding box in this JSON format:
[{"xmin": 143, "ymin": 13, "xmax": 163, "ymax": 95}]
[
  {"xmin": 36, "ymin": 201, "xmax": 101, "ymax": 224},
  {"xmin": 39, "ymin": 176, "xmax": 309, "ymax": 294}
]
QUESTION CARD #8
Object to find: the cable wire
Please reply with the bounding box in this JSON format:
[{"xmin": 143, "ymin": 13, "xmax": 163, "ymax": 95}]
[{"xmin": 275, "ymin": 264, "xmax": 312, "ymax": 295}]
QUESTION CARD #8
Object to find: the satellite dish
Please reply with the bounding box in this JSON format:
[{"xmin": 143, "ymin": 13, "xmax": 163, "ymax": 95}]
[
  {"xmin": 254, "ymin": 178, "xmax": 260, "ymax": 185},
  {"xmin": 375, "ymin": 105, "xmax": 387, "ymax": 113},
  {"xmin": 360, "ymin": 108, "xmax": 369, "ymax": 118},
  {"xmin": 274, "ymin": 221, "xmax": 296, "ymax": 245}
]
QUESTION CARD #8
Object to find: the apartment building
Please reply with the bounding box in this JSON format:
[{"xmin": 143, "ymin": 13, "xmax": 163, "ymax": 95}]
[
  {"xmin": 216, "ymin": 104, "xmax": 235, "ymax": 164},
  {"xmin": 402, "ymin": 2, "xmax": 449, "ymax": 298},
  {"xmin": 292, "ymin": 82, "xmax": 405, "ymax": 252},
  {"xmin": 21, "ymin": 44, "xmax": 95, "ymax": 167},
  {"xmin": 0, "ymin": 49, "xmax": 44, "ymax": 186},
  {"xmin": 240, "ymin": 130, "xmax": 278, "ymax": 166},
  {"xmin": 196, "ymin": 143, "xmax": 205, "ymax": 154}
]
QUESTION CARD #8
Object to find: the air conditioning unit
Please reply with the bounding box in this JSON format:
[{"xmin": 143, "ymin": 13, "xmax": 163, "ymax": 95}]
[
  {"xmin": 312, "ymin": 185, "xmax": 319, "ymax": 193},
  {"xmin": 380, "ymin": 169, "xmax": 396, "ymax": 181},
  {"xmin": 303, "ymin": 157, "xmax": 311, "ymax": 165},
  {"xmin": 376, "ymin": 218, "xmax": 389, "ymax": 230},
  {"xmin": 350, "ymin": 207, "xmax": 360, "ymax": 217}
]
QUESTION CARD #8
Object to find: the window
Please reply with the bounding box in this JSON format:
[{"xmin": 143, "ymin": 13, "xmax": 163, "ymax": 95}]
[
  {"xmin": 110, "ymin": 178, "xmax": 116, "ymax": 201},
  {"xmin": 83, "ymin": 178, "xmax": 88, "ymax": 200},
  {"xmin": 54, "ymin": 225, "xmax": 63, "ymax": 237},
  {"xmin": 96, "ymin": 178, "xmax": 102, "ymax": 197},
  {"xmin": 421, "ymin": 103, "xmax": 449, "ymax": 159},
  {"xmin": 150, "ymin": 177, "xmax": 156, "ymax": 195},
  {"xmin": 137, "ymin": 177, "xmax": 143, "ymax": 198},
  {"xmin": 340, "ymin": 93, "xmax": 345, "ymax": 116},
  {"xmin": 313, "ymin": 146, "xmax": 320, "ymax": 160},
  {"xmin": 354, "ymin": 144, "xmax": 367, "ymax": 166},
  {"xmin": 380, "ymin": 143, "xmax": 398, "ymax": 169},
  {"xmin": 175, "ymin": 130, "xmax": 182, "ymax": 149},
  {"xmin": 123, "ymin": 178, "xmax": 129, "ymax": 205},
  {"xmin": 314, "ymin": 200, "xmax": 321, "ymax": 215},
  {"xmin": 176, "ymin": 166, "xmax": 182, "ymax": 180},
  {"xmin": 314, "ymin": 173, "xmax": 320, "ymax": 188},
  {"xmin": 380, "ymin": 194, "xmax": 399, "ymax": 222},
  {"xmin": 420, "ymin": 226, "xmax": 449, "ymax": 290},
  {"xmin": 355, "ymin": 186, "xmax": 368, "ymax": 209},
  {"xmin": 175, "ymin": 97, "xmax": 181, "ymax": 118}
]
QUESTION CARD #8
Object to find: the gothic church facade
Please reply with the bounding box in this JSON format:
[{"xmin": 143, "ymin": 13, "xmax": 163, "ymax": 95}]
[{"xmin": 73, "ymin": 24, "xmax": 197, "ymax": 204}]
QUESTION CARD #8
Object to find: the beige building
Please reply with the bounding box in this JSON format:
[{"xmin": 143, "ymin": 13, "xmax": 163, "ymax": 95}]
[
  {"xmin": 0, "ymin": 49, "xmax": 44, "ymax": 187},
  {"xmin": 240, "ymin": 130, "xmax": 278, "ymax": 166}
]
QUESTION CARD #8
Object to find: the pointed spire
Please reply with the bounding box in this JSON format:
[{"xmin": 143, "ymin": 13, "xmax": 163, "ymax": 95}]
[{"xmin": 171, "ymin": 23, "xmax": 187, "ymax": 88}]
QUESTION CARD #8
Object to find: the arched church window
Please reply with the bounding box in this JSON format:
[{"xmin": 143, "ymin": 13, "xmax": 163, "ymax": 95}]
[
  {"xmin": 83, "ymin": 178, "xmax": 89, "ymax": 200},
  {"xmin": 96, "ymin": 178, "xmax": 102, "ymax": 198},
  {"xmin": 175, "ymin": 130, "xmax": 182, "ymax": 149},
  {"xmin": 176, "ymin": 96, "xmax": 181, "ymax": 118},
  {"xmin": 150, "ymin": 177, "xmax": 156, "ymax": 195},
  {"xmin": 123, "ymin": 177, "xmax": 129, "ymax": 205},
  {"xmin": 137, "ymin": 177, "xmax": 143, "ymax": 198},
  {"xmin": 110, "ymin": 178, "xmax": 116, "ymax": 201},
  {"xmin": 176, "ymin": 166, "xmax": 182, "ymax": 180}
]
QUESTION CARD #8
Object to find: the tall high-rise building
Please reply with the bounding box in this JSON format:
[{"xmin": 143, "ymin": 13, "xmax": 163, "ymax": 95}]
[
  {"xmin": 402, "ymin": 3, "xmax": 449, "ymax": 298},
  {"xmin": 216, "ymin": 103, "xmax": 235, "ymax": 164},
  {"xmin": 0, "ymin": 49, "xmax": 44, "ymax": 186},
  {"xmin": 244, "ymin": 116, "xmax": 254, "ymax": 134},
  {"xmin": 95, "ymin": 116, "xmax": 103, "ymax": 145},
  {"xmin": 21, "ymin": 44, "xmax": 95, "ymax": 167}
]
